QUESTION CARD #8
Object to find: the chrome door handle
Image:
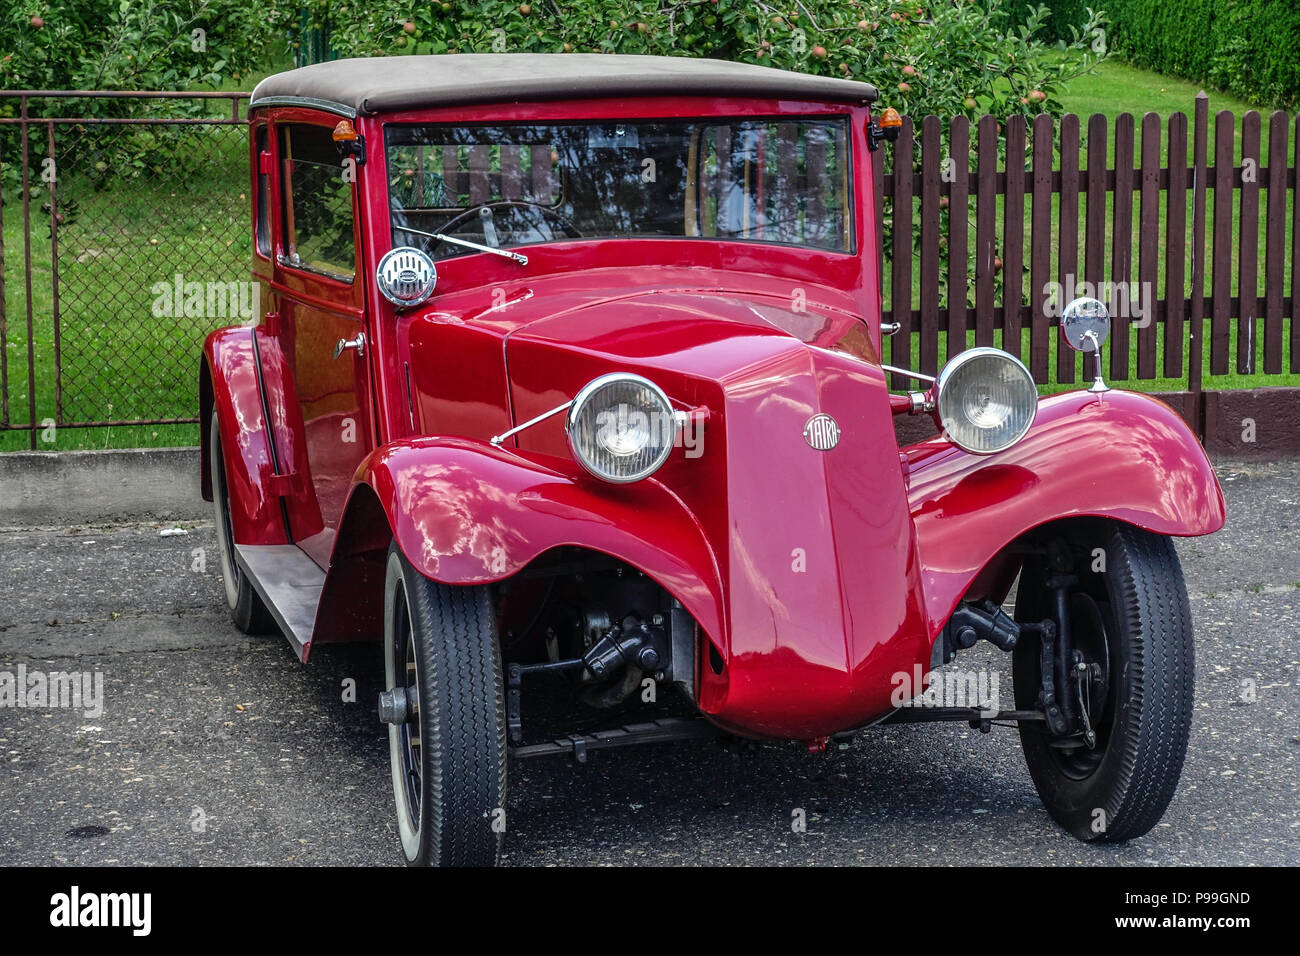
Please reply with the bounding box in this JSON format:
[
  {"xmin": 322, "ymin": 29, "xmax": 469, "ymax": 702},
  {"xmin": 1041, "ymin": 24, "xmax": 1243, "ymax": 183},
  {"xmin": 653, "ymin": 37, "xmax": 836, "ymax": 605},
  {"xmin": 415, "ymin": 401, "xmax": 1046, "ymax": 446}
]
[{"xmin": 333, "ymin": 333, "xmax": 365, "ymax": 359}]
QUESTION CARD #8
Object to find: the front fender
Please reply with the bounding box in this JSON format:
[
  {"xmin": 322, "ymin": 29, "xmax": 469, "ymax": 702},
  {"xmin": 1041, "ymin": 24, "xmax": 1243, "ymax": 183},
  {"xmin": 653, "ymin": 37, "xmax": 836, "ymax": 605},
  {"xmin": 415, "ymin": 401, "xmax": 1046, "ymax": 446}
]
[
  {"xmin": 905, "ymin": 389, "xmax": 1226, "ymax": 636},
  {"xmin": 323, "ymin": 437, "xmax": 726, "ymax": 650},
  {"xmin": 200, "ymin": 326, "xmax": 288, "ymax": 546}
]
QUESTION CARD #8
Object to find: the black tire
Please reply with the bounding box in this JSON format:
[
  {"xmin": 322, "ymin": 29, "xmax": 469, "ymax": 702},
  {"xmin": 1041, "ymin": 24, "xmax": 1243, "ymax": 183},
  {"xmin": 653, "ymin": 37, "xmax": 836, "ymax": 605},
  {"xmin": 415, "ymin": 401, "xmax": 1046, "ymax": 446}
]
[
  {"xmin": 383, "ymin": 542, "xmax": 507, "ymax": 866},
  {"xmin": 209, "ymin": 415, "xmax": 277, "ymax": 635},
  {"xmin": 1013, "ymin": 521, "xmax": 1194, "ymax": 842}
]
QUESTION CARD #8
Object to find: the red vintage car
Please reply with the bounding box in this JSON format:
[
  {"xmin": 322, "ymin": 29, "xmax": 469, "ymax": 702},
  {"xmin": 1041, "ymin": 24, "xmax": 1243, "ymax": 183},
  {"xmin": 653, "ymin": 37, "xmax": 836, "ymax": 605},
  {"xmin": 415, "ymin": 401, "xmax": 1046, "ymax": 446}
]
[{"xmin": 202, "ymin": 54, "xmax": 1225, "ymax": 865}]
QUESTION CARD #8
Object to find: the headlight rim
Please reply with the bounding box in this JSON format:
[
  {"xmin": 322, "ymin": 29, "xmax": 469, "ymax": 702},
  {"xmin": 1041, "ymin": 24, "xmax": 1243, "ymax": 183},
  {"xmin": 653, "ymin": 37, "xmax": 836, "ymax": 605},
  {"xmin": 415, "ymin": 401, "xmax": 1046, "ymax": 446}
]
[
  {"xmin": 564, "ymin": 372, "xmax": 676, "ymax": 484},
  {"xmin": 934, "ymin": 346, "xmax": 1038, "ymax": 456}
]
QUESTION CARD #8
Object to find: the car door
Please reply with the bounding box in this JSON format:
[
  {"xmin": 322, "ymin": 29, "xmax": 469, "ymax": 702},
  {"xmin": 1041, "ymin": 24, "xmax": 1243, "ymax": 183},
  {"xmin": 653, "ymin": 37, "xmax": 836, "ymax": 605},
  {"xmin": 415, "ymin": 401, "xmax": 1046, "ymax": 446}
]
[{"xmin": 271, "ymin": 120, "xmax": 373, "ymax": 569}]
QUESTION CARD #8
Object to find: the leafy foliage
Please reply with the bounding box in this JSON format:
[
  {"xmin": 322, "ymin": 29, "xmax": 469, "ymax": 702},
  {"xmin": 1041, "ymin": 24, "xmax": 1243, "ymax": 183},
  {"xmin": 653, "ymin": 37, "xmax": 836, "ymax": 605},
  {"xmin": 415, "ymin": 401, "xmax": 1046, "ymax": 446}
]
[
  {"xmin": 0, "ymin": 2, "xmax": 273, "ymax": 192},
  {"xmin": 978, "ymin": 0, "xmax": 1098, "ymax": 42},
  {"xmin": 0, "ymin": 0, "xmax": 271, "ymax": 97},
  {"xmin": 1003, "ymin": 0, "xmax": 1299, "ymax": 109},
  {"xmin": 276, "ymin": 0, "xmax": 1106, "ymax": 123}
]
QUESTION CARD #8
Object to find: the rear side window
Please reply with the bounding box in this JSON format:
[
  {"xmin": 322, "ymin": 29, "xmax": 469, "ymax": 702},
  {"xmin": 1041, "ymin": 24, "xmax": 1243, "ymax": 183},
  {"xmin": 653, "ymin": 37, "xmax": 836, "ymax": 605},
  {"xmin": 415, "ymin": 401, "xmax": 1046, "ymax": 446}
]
[
  {"xmin": 255, "ymin": 125, "xmax": 271, "ymax": 257},
  {"xmin": 278, "ymin": 123, "xmax": 355, "ymax": 281}
]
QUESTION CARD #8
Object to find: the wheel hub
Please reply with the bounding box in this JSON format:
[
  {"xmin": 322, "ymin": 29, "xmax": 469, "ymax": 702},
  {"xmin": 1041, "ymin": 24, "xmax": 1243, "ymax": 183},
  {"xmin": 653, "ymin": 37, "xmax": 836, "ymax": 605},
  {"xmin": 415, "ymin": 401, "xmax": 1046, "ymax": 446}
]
[{"xmin": 377, "ymin": 686, "xmax": 417, "ymax": 725}]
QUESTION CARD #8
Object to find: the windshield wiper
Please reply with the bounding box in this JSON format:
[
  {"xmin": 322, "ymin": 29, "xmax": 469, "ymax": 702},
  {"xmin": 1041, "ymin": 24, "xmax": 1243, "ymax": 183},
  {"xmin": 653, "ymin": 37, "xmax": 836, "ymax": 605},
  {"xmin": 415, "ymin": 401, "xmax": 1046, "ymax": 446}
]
[{"xmin": 394, "ymin": 223, "xmax": 528, "ymax": 265}]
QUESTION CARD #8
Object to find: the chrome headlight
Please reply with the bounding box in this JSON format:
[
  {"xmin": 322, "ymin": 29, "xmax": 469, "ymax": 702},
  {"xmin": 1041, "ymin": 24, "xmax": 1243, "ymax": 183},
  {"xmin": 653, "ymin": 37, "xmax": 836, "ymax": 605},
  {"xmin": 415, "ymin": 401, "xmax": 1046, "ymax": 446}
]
[
  {"xmin": 935, "ymin": 347, "xmax": 1037, "ymax": 455},
  {"xmin": 565, "ymin": 373, "xmax": 676, "ymax": 483}
]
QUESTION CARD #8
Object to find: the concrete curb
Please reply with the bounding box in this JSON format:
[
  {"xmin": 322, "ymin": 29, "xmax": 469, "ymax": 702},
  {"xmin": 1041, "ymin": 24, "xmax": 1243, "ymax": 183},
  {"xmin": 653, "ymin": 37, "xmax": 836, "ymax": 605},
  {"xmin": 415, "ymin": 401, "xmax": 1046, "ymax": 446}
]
[{"xmin": 0, "ymin": 448, "xmax": 204, "ymax": 527}]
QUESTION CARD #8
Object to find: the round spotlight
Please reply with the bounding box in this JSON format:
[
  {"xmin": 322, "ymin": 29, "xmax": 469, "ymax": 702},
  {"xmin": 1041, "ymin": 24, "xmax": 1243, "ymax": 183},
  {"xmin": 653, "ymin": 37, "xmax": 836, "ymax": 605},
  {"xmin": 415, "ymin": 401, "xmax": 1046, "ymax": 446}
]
[{"xmin": 935, "ymin": 347, "xmax": 1038, "ymax": 455}]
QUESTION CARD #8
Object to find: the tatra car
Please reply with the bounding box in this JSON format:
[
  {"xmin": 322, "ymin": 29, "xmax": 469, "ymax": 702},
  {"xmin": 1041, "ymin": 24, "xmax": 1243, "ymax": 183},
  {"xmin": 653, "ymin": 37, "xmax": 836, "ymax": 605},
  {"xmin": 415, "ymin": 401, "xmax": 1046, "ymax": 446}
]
[{"xmin": 201, "ymin": 54, "xmax": 1226, "ymax": 865}]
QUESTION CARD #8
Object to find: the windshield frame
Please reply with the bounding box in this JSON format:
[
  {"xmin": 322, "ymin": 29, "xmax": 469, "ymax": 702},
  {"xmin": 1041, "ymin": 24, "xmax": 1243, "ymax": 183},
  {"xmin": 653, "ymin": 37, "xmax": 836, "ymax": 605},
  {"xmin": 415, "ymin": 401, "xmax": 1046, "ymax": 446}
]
[{"xmin": 378, "ymin": 98, "xmax": 862, "ymax": 263}]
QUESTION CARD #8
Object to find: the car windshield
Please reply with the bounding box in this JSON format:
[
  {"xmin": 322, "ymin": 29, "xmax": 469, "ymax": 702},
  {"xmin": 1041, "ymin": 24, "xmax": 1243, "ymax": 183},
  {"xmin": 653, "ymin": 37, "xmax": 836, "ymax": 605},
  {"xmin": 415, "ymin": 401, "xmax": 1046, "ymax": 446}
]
[{"xmin": 385, "ymin": 117, "xmax": 853, "ymax": 260}]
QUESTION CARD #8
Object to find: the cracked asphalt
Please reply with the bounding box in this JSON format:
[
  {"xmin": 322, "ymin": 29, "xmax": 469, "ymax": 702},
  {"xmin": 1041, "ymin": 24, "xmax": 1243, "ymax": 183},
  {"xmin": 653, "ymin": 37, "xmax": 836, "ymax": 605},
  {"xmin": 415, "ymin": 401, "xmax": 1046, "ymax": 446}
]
[{"xmin": 1, "ymin": 460, "xmax": 1296, "ymax": 866}]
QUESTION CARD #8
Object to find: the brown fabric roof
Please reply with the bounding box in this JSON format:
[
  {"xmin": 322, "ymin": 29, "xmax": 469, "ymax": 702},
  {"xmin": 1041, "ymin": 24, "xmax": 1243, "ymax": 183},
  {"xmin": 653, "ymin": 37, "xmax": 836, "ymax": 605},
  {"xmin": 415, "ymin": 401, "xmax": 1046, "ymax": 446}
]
[{"xmin": 249, "ymin": 54, "xmax": 878, "ymax": 116}]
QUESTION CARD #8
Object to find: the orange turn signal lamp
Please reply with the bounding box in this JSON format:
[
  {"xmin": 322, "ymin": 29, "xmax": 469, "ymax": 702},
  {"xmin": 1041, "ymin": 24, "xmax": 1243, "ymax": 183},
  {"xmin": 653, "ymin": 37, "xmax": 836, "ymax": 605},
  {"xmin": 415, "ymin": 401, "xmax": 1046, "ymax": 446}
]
[
  {"xmin": 867, "ymin": 107, "xmax": 904, "ymax": 152},
  {"xmin": 332, "ymin": 119, "xmax": 366, "ymax": 165}
]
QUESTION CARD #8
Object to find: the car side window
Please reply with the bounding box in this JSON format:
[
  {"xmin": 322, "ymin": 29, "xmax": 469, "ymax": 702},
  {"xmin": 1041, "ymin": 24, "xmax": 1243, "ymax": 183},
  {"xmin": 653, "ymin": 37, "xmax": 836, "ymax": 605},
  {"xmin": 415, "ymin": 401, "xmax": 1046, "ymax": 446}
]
[
  {"xmin": 278, "ymin": 123, "xmax": 356, "ymax": 281},
  {"xmin": 254, "ymin": 125, "xmax": 271, "ymax": 257}
]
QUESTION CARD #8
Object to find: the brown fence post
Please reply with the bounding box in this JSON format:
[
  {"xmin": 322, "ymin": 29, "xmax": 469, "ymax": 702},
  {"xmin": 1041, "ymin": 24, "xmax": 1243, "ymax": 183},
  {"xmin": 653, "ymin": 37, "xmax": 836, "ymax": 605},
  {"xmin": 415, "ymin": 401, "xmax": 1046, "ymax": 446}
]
[
  {"xmin": 919, "ymin": 115, "xmax": 941, "ymax": 377},
  {"xmin": 1263, "ymin": 111, "xmax": 1288, "ymax": 374},
  {"xmin": 946, "ymin": 115, "xmax": 970, "ymax": 361},
  {"xmin": 0, "ymin": 128, "xmax": 6, "ymax": 429},
  {"xmin": 889, "ymin": 117, "xmax": 914, "ymax": 387},
  {"xmin": 1164, "ymin": 111, "xmax": 1188, "ymax": 378},
  {"xmin": 1002, "ymin": 114, "xmax": 1026, "ymax": 366},
  {"xmin": 975, "ymin": 115, "xmax": 997, "ymax": 348},
  {"xmin": 1210, "ymin": 109, "xmax": 1235, "ymax": 375},
  {"xmin": 1084, "ymin": 113, "xmax": 1107, "ymax": 354},
  {"xmin": 1188, "ymin": 92, "xmax": 1209, "ymax": 438},
  {"xmin": 1029, "ymin": 113, "xmax": 1053, "ymax": 383},
  {"xmin": 1137, "ymin": 112, "xmax": 1160, "ymax": 380},
  {"xmin": 1058, "ymin": 114, "xmax": 1080, "ymax": 383},
  {"xmin": 1110, "ymin": 113, "xmax": 1134, "ymax": 381},
  {"xmin": 1291, "ymin": 113, "xmax": 1300, "ymax": 374},
  {"xmin": 1237, "ymin": 110, "xmax": 1261, "ymax": 374}
]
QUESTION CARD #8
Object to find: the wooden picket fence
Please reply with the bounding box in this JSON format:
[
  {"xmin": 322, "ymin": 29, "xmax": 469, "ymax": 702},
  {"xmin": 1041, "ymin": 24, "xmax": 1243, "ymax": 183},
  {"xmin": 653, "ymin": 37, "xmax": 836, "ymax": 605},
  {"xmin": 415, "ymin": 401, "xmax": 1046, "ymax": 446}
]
[{"xmin": 874, "ymin": 94, "xmax": 1300, "ymax": 436}]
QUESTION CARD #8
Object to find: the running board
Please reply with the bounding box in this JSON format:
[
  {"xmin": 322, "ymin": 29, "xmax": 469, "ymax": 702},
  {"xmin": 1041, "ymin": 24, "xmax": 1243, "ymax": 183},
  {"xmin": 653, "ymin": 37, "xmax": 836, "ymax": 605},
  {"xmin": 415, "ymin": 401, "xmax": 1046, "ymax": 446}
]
[{"xmin": 233, "ymin": 544, "xmax": 324, "ymax": 661}]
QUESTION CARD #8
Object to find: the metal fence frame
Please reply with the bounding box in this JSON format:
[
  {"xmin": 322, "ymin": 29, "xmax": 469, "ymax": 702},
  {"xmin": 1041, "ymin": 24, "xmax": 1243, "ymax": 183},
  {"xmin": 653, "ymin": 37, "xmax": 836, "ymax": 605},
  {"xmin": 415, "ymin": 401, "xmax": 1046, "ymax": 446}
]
[{"xmin": 0, "ymin": 90, "xmax": 248, "ymax": 447}]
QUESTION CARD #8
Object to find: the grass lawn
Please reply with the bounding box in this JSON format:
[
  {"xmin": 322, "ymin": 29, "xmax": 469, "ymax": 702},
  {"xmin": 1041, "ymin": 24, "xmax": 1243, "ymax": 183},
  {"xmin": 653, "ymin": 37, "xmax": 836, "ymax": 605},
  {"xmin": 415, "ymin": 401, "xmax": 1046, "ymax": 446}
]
[{"xmin": 1055, "ymin": 58, "xmax": 1275, "ymax": 150}]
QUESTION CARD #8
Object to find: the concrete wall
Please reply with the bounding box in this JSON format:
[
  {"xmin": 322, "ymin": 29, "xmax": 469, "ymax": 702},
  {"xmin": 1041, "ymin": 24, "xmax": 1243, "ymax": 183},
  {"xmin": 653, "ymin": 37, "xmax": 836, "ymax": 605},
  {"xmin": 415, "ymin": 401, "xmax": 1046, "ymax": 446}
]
[{"xmin": 0, "ymin": 448, "xmax": 204, "ymax": 527}]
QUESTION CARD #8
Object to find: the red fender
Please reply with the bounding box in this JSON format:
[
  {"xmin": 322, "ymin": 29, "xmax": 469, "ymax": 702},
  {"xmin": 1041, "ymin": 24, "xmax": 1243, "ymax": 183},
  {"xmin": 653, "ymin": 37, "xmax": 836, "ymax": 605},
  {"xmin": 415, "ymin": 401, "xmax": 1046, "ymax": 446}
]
[
  {"xmin": 904, "ymin": 389, "xmax": 1226, "ymax": 637},
  {"xmin": 314, "ymin": 437, "xmax": 726, "ymax": 653},
  {"xmin": 200, "ymin": 326, "xmax": 288, "ymax": 546}
]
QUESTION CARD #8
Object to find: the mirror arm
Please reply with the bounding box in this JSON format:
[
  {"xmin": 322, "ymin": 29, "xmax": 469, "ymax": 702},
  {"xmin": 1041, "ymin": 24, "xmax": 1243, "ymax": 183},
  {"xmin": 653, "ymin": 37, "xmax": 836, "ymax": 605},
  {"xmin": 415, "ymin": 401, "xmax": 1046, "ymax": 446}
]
[
  {"xmin": 1083, "ymin": 330, "xmax": 1111, "ymax": 397},
  {"xmin": 867, "ymin": 119, "xmax": 901, "ymax": 152}
]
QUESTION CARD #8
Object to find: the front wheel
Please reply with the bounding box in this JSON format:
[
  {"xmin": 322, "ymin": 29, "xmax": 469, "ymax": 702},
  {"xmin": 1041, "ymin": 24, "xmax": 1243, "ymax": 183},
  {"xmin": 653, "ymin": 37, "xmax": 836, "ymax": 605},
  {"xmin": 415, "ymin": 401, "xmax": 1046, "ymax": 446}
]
[
  {"xmin": 1014, "ymin": 522, "xmax": 1194, "ymax": 842},
  {"xmin": 209, "ymin": 415, "xmax": 276, "ymax": 635},
  {"xmin": 382, "ymin": 542, "xmax": 507, "ymax": 866}
]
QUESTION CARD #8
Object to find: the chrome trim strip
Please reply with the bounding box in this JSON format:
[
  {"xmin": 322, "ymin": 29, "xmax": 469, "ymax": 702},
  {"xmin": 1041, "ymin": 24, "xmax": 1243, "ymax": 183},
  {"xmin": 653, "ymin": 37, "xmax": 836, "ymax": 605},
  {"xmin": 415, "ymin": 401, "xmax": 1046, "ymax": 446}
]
[
  {"xmin": 249, "ymin": 95, "xmax": 358, "ymax": 118},
  {"xmin": 881, "ymin": 364, "xmax": 937, "ymax": 384},
  {"xmin": 490, "ymin": 401, "xmax": 573, "ymax": 447},
  {"xmin": 395, "ymin": 224, "xmax": 528, "ymax": 265}
]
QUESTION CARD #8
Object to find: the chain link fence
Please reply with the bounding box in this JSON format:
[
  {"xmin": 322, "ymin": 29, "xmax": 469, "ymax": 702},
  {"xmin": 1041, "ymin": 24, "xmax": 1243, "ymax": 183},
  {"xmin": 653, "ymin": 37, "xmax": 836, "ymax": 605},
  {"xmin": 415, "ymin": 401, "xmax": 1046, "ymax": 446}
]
[{"xmin": 0, "ymin": 91, "xmax": 250, "ymax": 450}]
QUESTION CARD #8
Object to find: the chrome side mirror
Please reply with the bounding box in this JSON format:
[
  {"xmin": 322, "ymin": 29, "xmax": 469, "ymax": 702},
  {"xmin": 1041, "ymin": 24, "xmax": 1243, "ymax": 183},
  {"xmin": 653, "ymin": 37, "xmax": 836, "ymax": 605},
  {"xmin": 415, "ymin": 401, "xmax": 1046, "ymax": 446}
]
[{"xmin": 1061, "ymin": 297, "xmax": 1111, "ymax": 394}]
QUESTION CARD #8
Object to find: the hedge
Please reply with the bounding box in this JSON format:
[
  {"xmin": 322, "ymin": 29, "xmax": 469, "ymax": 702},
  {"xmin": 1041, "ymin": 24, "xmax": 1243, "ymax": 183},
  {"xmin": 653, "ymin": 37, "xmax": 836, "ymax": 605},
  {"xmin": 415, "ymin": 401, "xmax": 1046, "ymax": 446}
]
[
  {"xmin": 998, "ymin": 0, "xmax": 1299, "ymax": 108},
  {"xmin": 1108, "ymin": 0, "xmax": 1299, "ymax": 108},
  {"xmin": 982, "ymin": 1, "xmax": 1098, "ymax": 43}
]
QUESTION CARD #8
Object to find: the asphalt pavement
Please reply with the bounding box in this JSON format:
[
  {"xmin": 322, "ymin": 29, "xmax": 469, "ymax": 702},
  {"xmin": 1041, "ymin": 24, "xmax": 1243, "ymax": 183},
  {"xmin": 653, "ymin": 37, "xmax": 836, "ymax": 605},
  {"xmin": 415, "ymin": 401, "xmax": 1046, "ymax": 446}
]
[{"xmin": 1, "ymin": 460, "xmax": 1296, "ymax": 865}]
